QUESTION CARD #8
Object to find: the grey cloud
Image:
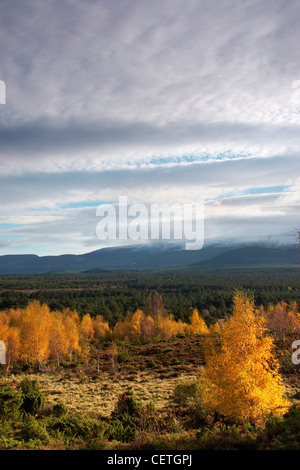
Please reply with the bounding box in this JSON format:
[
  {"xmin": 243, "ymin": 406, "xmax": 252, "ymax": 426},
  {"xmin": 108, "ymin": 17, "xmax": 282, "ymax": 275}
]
[
  {"xmin": 1, "ymin": 0, "xmax": 300, "ymax": 253},
  {"xmin": 0, "ymin": 119, "xmax": 298, "ymax": 159},
  {"xmin": 1, "ymin": 0, "xmax": 299, "ymax": 128},
  {"xmin": 0, "ymin": 153, "xmax": 298, "ymax": 210},
  {"xmin": 2, "ymin": 190, "xmax": 298, "ymax": 255}
]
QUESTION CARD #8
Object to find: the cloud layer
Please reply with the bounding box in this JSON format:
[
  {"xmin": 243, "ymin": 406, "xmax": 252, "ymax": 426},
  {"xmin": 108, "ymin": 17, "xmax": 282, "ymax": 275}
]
[{"xmin": 0, "ymin": 0, "xmax": 299, "ymax": 254}]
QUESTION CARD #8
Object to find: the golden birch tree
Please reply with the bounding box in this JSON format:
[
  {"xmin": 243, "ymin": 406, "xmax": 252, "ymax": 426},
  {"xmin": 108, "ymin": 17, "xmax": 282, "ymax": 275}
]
[
  {"xmin": 48, "ymin": 312, "xmax": 69, "ymax": 367},
  {"xmin": 19, "ymin": 301, "xmax": 51, "ymax": 366},
  {"xmin": 79, "ymin": 314, "xmax": 94, "ymax": 357},
  {"xmin": 189, "ymin": 309, "xmax": 209, "ymax": 335},
  {"xmin": 62, "ymin": 311, "xmax": 81, "ymax": 360},
  {"xmin": 201, "ymin": 291, "xmax": 290, "ymax": 424}
]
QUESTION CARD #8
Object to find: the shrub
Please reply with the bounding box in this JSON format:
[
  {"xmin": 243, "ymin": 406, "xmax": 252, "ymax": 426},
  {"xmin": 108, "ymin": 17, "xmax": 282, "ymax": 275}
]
[
  {"xmin": 0, "ymin": 386, "xmax": 23, "ymax": 420},
  {"xmin": 60, "ymin": 359, "xmax": 85, "ymax": 368},
  {"xmin": 117, "ymin": 351, "xmax": 131, "ymax": 363},
  {"xmin": 171, "ymin": 379, "xmax": 209, "ymax": 426},
  {"xmin": 111, "ymin": 393, "xmax": 141, "ymax": 419},
  {"xmin": 11, "ymin": 364, "xmax": 23, "ymax": 375},
  {"xmin": 106, "ymin": 393, "xmax": 143, "ymax": 443},
  {"xmin": 53, "ymin": 413, "xmax": 99, "ymax": 438},
  {"xmin": 20, "ymin": 379, "xmax": 46, "ymax": 415},
  {"xmin": 195, "ymin": 422, "xmax": 258, "ymax": 450},
  {"xmin": 105, "ymin": 418, "xmax": 137, "ymax": 443},
  {"xmin": 21, "ymin": 415, "xmax": 50, "ymax": 444},
  {"xmin": 171, "ymin": 380, "xmax": 200, "ymax": 407},
  {"xmin": 52, "ymin": 401, "xmax": 69, "ymax": 418},
  {"xmin": 159, "ymin": 347, "xmax": 174, "ymax": 354},
  {"xmin": 0, "ymin": 418, "xmax": 16, "ymax": 443},
  {"xmin": 263, "ymin": 405, "xmax": 300, "ymax": 449}
]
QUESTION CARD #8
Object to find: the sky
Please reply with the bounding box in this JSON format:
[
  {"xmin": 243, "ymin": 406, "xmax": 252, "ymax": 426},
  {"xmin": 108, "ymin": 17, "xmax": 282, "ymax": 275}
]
[{"xmin": 0, "ymin": 0, "xmax": 299, "ymax": 255}]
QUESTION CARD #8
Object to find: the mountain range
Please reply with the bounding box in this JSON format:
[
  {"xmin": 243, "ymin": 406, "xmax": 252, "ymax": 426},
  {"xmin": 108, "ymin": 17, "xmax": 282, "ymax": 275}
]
[{"xmin": 0, "ymin": 242, "xmax": 298, "ymax": 274}]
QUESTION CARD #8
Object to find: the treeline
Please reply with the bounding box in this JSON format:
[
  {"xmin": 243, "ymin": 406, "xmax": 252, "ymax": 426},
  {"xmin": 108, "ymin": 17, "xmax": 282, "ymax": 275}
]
[
  {"xmin": 0, "ymin": 293, "xmax": 213, "ymax": 369},
  {"xmin": 1, "ymin": 291, "xmax": 300, "ymax": 450},
  {"xmin": 0, "ymin": 290, "xmax": 300, "ymax": 370},
  {"xmin": 1, "ymin": 267, "xmax": 299, "ymax": 292},
  {"xmin": 0, "ymin": 268, "xmax": 299, "ymax": 326}
]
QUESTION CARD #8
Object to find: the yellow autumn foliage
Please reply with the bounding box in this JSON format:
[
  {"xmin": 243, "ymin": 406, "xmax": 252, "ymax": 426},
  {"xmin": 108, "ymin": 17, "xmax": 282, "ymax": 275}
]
[
  {"xmin": 188, "ymin": 309, "xmax": 209, "ymax": 335},
  {"xmin": 263, "ymin": 301, "xmax": 300, "ymax": 340},
  {"xmin": 201, "ymin": 291, "xmax": 290, "ymax": 424}
]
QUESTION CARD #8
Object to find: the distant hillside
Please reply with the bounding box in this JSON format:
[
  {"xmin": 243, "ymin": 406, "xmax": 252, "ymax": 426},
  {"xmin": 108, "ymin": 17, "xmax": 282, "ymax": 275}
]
[
  {"xmin": 0, "ymin": 243, "xmax": 298, "ymax": 274},
  {"xmin": 188, "ymin": 246, "xmax": 299, "ymax": 269},
  {"xmin": 0, "ymin": 244, "xmax": 231, "ymax": 274}
]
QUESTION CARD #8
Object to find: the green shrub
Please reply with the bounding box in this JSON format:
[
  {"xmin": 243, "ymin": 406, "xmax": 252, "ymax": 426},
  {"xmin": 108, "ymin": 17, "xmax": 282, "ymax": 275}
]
[
  {"xmin": 171, "ymin": 380, "xmax": 200, "ymax": 406},
  {"xmin": 11, "ymin": 364, "xmax": 23, "ymax": 375},
  {"xmin": 195, "ymin": 423, "xmax": 258, "ymax": 450},
  {"xmin": 0, "ymin": 386, "xmax": 23, "ymax": 420},
  {"xmin": 21, "ymin": 415, "xmax": 50, "ymax": 444},
  {"xmin": 105, "ymin": 417, "xmax": 137, "ymax": 443},
  {"xmin": 106, "ymin": 393, "xmax": 143, "ymax": 443},
  {"xmin": 267, "ymin": 405, "xmax": 300, "ymax": 435},
  {"xmin": 117, "ymin": 351, "xmax": 131, "ymax": 363},
  {"xmin": 111, "ymin": 393, "xmax": 141, "ymax": 419},
  {"xmin": 171, "ymin": 379, "xmax": 210, "ymax": 427},
  {"xmin": 53, "ymin": 413, "xmax": 99, "ymax": 438},
  {"xmin": 20, "ymin": 379, "xmax": 46, "ymax": 414},
  {"xmin": 0, "ymin": 418, "xmax": 15, "ymax": 441},
  {"xmin": 52, "ymin": 401, "xmax": 69, "ymax": 418},
  {"xmin": 263, "ymin": 405, "xmax": 300, "ymax": 449},
  {"xmin": 60, "ymin": 359, "xmax": 85, "ymax": 368},
  {"xmin": 0, "ymin": 436, "xmax": 22, "ymax": 450}
]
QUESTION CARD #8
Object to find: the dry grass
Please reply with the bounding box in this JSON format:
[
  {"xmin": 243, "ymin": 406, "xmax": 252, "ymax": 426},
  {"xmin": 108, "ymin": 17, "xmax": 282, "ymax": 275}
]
[
  {"xmin": 2, "ymin": 334, "xmax": 299, "ymax": 418},
  {"xmin": 2, "ymin": 336, "xmax": 208, "ymax": 417},
  {"xmin": 4, "ymin": 367, "xmax": 201, "ymax": 418}
]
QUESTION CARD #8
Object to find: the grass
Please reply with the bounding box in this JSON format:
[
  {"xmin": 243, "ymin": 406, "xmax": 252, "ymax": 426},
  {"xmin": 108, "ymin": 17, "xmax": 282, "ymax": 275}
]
[
  {"xmin": 5, "ymin": 367, "xmax": 201, "ymax": 418},
  {"xmin": 1, "ymin": 334, "xmax": 300, "ymax": 450},
  {"xmin": 3, "ymin": 336, "xmax": 208, "ymax": 418}
]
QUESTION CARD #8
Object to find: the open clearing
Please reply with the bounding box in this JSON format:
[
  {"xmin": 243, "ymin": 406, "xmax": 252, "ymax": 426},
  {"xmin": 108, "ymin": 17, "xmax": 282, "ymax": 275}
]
[{"xmin": 2, "ymin": 335, "xmax": 300, "ymax": 418}]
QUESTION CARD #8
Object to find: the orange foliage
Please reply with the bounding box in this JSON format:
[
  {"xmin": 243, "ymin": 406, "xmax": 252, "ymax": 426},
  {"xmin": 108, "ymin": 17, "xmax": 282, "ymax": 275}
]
[
  {"xmin": 93, "ymin": 315, "xmax": 111, "ymax": 345},
  {"xmin": 209, "ymin": 320, "xmax": 222, "ymax": 335},
  {"xmin": 188, "ymin": 309, "xmax": 209, "ymax": 335},
  {"xmin": 0, "ymin": 298, "xmax": 211, "ymax": 364},
  {"xmin": 62, "ymin": 310, "xmax": 81, "ymax": 360},
  {"xmin": 19, "ymin": 301, "xmax": 52, "ymax": 365},
  {"xmin": 113, "ymin": 307, "xmax": 209, "ymax": 343},
  {"xmin": 48, "ymin": 312, "xmax": 70, "ymax": 366},
  {"xmin": 263, "ymin": 301, "xmax": 300, "ymax": 340},
  {"xmin": 201, "ymin": 291, "xmax": 290, "ymax": 424}
]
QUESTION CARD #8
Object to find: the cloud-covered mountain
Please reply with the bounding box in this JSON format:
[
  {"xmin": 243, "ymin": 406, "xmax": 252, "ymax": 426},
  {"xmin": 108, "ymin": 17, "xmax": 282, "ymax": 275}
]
[
  {"xmin": 0, "ymin": 242, "xmax": 298, "ymax": 273},
  {"xmin": 188, "ymin": 246, "xmax": 299, "ymax": 269}
]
